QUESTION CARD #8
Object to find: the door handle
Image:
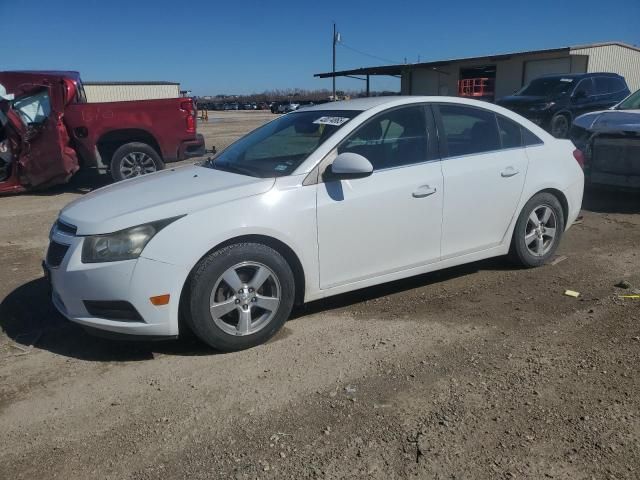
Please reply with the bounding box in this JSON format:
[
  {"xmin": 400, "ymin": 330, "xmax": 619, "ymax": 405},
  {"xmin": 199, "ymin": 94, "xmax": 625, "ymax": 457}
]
[
  {"xmin": 412, "ymin": 185, "xmax": 437, "ymax": 198},
  {"xmin": 501, "ymin": 167, "xmax": 519, "ymax": 178}
]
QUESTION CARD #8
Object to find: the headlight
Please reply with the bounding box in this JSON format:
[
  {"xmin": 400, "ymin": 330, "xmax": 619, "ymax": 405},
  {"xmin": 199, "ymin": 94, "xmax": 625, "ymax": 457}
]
[
  {"xmin": 81, "ymin": 217, "xmax": 182, "ymax": 263},
  {"xmin": 529, "ymin": 102, "xmax": 555, "ymax": 111}
]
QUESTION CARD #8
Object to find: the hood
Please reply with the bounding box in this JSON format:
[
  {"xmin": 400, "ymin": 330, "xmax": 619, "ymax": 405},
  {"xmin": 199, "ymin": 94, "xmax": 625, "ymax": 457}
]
[
  {"xmin": 497, "ymin": 95, "xmax": 549, "ymax": 106},
  {"xmin": 573, "ymin": 109, "xmax": 640, "ymax": 133},
  {"xmin": 60, "ymin": 164, "xmax": 275, "ymax": 235}
]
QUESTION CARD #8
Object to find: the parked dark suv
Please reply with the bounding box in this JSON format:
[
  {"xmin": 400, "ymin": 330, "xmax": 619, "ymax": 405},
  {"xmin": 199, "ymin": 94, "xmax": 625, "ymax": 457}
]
[{"xmin": 497, "ymin": 73, "xmax": 630, "ymax": 138}]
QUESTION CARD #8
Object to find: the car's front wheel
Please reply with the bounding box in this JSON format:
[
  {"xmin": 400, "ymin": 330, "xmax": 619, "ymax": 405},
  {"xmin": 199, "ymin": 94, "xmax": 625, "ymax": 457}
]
[
  {"xmin": 509, "ymin": 192, "xmax": 565, "ymax": 267},
  {"xmin": 187, "ymin": 243, "xmax": 295, "ymax": 351}
]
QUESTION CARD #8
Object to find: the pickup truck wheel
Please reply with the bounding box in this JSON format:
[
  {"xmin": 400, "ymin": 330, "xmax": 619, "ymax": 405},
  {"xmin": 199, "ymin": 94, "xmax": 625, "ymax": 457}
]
[{"xmin": 110, "ymin": 142, "xmax": 164, "ymax": 182}]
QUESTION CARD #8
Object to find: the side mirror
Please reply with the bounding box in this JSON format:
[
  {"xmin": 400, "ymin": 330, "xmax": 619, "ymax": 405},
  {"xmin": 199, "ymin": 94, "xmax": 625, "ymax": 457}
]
[{"xmin": 326, "ymin": 152, "xmax": 373, "ymax": 180}]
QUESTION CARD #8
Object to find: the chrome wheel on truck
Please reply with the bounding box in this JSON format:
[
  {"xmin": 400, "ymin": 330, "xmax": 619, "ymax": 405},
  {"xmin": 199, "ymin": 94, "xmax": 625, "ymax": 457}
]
[
  {"xmin": 110, "ymin": 142, "xmax": 164, "ymax": 182},
  {"xmin": 120, "ymin": 152, "xmax": 157, "ymax": 178}
]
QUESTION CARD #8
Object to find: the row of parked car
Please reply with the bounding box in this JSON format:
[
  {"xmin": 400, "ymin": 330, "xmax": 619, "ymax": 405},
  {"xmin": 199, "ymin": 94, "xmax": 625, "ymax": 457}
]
[
  {"xmin": 208, "ymin": 102, "xmax": 270, "ymax": 111},
  {"xmin": 198, "ymin": 100, "xmax": 331, "ymax": 114},
  {"xmin": 496, "ymin": 71, "xmax": 639, "ymax": 191}
]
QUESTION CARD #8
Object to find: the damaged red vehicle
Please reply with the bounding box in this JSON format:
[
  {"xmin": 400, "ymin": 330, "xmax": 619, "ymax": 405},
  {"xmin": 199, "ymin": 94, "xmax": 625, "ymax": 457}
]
[{"xmin": 0, "ymin": 71, "xmax": 205, "ymax": 194}]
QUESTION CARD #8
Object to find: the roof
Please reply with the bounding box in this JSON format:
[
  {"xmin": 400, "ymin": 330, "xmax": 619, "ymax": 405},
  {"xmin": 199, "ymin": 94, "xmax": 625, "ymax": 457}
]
[
  {"xmin": 0, "ymin": 70, "xmax": 81, "ymax": 81},
  {"xmin": 534, "ymin": 72, "xmax": 624, "ymax": 79},
  {"xmin": 83, "ymin": 81, "xmax": 180, "ymax": 86},
  {"xmin": 315, "ymin": 41, "xmax": 640, "ymax": 79},
  {"xmin": 300, "ymin": 96, "xmax": 407, "ymax": 111}
]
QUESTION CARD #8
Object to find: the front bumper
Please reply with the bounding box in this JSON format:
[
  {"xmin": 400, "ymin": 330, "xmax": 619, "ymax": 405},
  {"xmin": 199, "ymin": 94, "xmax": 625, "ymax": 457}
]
[
  {"xmin": 46, "ymin": 230, "xmax": 189, "ymax": 338},
  {"xmin": 177, "ymin": 134, "xmax": 206, "ymax": 160}
]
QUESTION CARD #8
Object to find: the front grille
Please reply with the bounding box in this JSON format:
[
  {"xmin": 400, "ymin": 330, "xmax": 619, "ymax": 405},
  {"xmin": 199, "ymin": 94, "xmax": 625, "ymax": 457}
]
[
  {"xmin": 83, "ymin": 300, "xmax": 144, "ymax": 322},
  {"xmin": 592, "ymin": 136, "xmax": 640, "ymax": 176},
  {"xmin": 46, "ymin": 241, "xmax": 70, "ymax": 268},
  {"xmin": 56, "ymin": 220, "xmax": 77, "ymax": 236}
]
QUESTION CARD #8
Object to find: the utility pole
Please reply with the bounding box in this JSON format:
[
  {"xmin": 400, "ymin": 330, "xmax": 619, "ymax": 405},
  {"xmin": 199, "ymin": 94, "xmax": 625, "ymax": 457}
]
[{"xmin": 332, "ymin": 22, "xmax": 337, "ymax": 101}]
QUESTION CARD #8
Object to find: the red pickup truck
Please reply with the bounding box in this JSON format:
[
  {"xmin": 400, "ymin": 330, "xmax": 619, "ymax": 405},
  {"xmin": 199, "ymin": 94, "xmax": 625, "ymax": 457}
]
[{"xmin": 0, "ymin": 71, "xmax": 205, "ymax": 194}]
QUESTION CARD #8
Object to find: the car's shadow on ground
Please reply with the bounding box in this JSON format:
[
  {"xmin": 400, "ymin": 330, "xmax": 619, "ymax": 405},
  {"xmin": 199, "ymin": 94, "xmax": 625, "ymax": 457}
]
[{"xmin": 1, "ymin": 258, "xmax": 509, "ymax": 362}]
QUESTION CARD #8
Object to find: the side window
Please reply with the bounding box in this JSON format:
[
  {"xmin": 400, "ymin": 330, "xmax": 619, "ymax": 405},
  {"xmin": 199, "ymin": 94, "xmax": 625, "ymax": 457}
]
[
  {"xmin": 12, "ymin": 89, "xmax": 51, "ymax": 125},
  {"xmin": 574, "ymin": 78, "xmax": 594, "ymax": 97},
  {"xmin": 496, "ymin": 115, "xmax": 522, "ymax": 149},
  {"xmin": 522, "ymin": 127, "xmax": 543, "ymax": 146},
  {"xmin": 338, "ymin": 105, "xmax": 428, "ymax": 170},
  {"xmin": 606, "ymin": 77, "xmax": 627, "ymax": 94},
  {"xmin": 438, "ymin": 104, "xmax": 500, "ymax": 157},
  {"xmin": 594, "ymin": 77, "xmax": 610, "ymax": 95}
]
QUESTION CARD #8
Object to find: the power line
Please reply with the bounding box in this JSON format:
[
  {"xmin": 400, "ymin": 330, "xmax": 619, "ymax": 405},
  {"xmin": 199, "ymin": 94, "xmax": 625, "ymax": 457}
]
[{"xmin": 338, "ymin": 42, "xmax": 401, "ymax": 65}]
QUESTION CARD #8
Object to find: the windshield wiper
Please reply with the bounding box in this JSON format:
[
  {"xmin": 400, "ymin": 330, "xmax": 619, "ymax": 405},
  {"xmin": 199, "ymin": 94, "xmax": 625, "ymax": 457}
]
[{"xmin": 211, "ymin": 162, "xmax": 257, "ymax": 177}]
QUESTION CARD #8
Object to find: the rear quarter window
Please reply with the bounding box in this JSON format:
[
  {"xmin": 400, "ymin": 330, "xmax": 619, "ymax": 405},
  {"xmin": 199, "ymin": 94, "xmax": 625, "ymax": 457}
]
[
  {"xmin": 496, "ymin": 115, "xmax": 522, "ymax": 149},
  {"xmin": 522, "ymin": 127, "xmax": 543, "ymax": 146}
]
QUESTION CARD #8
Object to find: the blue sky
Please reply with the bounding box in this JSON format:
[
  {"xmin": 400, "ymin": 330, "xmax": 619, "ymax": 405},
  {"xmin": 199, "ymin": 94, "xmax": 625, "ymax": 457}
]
[{"xmin": 2, "ymin": 0, "xmax": 639, "ymax": 96}]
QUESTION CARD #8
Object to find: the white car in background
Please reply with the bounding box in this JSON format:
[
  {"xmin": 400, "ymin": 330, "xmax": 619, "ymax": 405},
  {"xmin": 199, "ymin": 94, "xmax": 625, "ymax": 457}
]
[{"xmin": 46, "ymin": 97, "xmax": 584, "ymax": 351}]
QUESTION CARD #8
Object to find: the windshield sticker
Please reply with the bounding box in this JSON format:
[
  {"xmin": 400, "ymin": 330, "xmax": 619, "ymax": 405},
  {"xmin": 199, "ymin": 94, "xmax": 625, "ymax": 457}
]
[
  {"xmin": 313, "ymin": 116, "xmax": 350, "ymax": 126},
  {"xmin": 560, "ymin": 78, "xmax": 574, "ymax": 82},
  {"xmin": 274, "ymin": 164, "xmax": 288, "ymax": 172}
]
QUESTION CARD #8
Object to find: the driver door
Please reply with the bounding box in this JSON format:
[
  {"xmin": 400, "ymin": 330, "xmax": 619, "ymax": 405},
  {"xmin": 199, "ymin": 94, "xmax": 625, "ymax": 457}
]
[
  {"xmin": 4, "ymin": 79, "xmax": 79, "ymax": 188},
  {"xmin": 316, "ymin": 104, "xmax": 443, "ymax": 289}
]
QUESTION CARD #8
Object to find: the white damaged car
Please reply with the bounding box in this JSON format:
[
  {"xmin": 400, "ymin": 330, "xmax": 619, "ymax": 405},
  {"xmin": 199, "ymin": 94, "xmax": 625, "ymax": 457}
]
[{"xmin": 46, "ymin": 96, "xmax": 584, "ymax": 351}]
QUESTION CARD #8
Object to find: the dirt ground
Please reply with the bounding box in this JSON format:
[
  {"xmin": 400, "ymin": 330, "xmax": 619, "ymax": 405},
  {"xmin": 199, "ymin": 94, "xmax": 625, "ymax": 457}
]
[{"xmin": 1, "ymin": 111, "xmax": 639, "ymax": 479}]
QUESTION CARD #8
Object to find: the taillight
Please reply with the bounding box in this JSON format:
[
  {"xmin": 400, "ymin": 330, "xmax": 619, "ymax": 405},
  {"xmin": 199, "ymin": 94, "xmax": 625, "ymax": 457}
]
[
  {"xmin": 180, "ymin": 100, "xmax": 196, "ymax": 134},
  {"xmin": 572, "ymin": 148, "xmax": 585, "ymax": 168}
]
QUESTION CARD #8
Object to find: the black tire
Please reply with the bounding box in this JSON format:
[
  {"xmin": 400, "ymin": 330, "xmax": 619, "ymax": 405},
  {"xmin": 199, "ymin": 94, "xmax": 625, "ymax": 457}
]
[
  {"xmin": 110, "ymin": 142, "xmax": 164, "ymax": 182},
  {"xmin": 550, "ymin": 113, "xmax": 570, "ymax": 139},
  {"xmin": 509, "ymin": 192, "xmax": 565, "ymax": 268},
  {"xmin": 187, "ymin": 243, "xmax": 295, "ymax": 352}
]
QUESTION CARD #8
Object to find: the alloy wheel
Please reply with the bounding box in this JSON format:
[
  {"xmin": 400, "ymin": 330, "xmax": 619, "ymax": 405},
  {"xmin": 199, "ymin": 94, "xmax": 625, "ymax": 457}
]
[
  {"xmin": 524, "ymin": 205, "xmax": 558, "ymax": 257},
  {"xmin": 120, "ymin": 152, "xmax": 157, "ymax": 178},
  {"xmin": 552, "ymin": 116, "xmax": 569, "ymax": 138},
  {"xmin": 209, "ymin": 262, "xmax": 281, "ymax": 336}
]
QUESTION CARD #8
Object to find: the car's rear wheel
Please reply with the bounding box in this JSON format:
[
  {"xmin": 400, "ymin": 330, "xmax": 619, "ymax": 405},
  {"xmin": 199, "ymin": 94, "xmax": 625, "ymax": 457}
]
[
  {"xmin": 187, "ymin": 243, "xmax": 295, "ymax": 351},
  {"xmin": 509, "ymin": 192, "xmax": 565, "ymax": 267},
  {"xmin": 110, "ymin": 142, "xmax": 164, "ymax": 182},
  {"xmin": 550, "ymin": 113, "xmax": 570, "ymax": 138}
]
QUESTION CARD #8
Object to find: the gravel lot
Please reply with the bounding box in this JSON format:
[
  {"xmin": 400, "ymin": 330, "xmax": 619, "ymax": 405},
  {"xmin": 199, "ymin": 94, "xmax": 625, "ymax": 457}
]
[{"xmin": 1, "ymin": 111, "xmax": 639, "ymax": 479}]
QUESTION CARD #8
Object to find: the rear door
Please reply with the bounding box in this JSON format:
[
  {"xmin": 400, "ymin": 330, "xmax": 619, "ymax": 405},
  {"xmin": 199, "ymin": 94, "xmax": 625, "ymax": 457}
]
[
  {"xmin": 10, "ymin": 82, "xmax": 79, "ymax": 187},
  {"xmin": 435, "ymin": 104, "xmax": 528, "ymax": 258}
]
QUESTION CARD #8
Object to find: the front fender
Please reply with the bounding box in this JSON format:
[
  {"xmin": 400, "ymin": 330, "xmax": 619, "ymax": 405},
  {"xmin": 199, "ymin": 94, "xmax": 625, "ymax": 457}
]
[{"xmin": 140, "ymin": 182, "xmax": 319, "ymax": 300}]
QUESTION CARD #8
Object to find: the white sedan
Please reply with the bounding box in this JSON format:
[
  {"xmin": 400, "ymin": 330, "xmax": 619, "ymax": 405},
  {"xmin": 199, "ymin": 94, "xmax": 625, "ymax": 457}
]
[{"xmin": 46, "ymin": 96, "xmax": 584, "ymax": 351}]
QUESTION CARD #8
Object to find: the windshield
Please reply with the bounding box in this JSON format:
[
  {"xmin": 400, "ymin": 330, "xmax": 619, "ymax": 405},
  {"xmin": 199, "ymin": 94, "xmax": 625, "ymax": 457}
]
[
  {"xmin": 516, "ymin": 77, "xmax": 575, "ymax": 97},
  {"xmin": 204, "ymin": 110, "xmax": 360, "ymax": 177},
  {"xmin": 617, "ymin": 89, "xmax": 640, "ymax": 110}
]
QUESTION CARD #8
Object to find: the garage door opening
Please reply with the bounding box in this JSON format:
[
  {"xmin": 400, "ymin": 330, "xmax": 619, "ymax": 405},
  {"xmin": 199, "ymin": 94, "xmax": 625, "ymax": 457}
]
[
  {"xmin": 458, "ymin": 65, "xmax": 497, "ymax": 102},
  {"xmin": 523, "ymin": 57, "xmax": 571, "ymax": 85}
]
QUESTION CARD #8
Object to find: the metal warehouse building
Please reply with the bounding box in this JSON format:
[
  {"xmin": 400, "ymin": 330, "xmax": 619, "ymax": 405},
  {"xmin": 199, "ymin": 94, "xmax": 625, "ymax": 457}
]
[
  {"xmin": 83, "ymin": 81, "xmax": 180, "ymax": 102},
  {"xmin": 316, "ymin": 42, "xmax": 640, "ymax": 101}
]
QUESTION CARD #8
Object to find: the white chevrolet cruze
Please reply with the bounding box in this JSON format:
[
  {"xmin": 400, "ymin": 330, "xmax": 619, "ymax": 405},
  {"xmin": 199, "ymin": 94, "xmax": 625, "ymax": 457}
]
[{"xmin": 46, "ymin": 97, "xmax": 584, "ymax": 351}]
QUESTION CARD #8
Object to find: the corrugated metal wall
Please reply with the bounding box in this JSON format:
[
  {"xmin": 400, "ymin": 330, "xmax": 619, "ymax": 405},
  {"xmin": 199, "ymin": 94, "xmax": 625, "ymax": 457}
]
[
  {"xmin": 571, "ymin": 44, "xmax": 640, "ymax": 92},
  {"xmin": 84, "ymin": 83, "xmax": 180, "ymax": 103}
]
